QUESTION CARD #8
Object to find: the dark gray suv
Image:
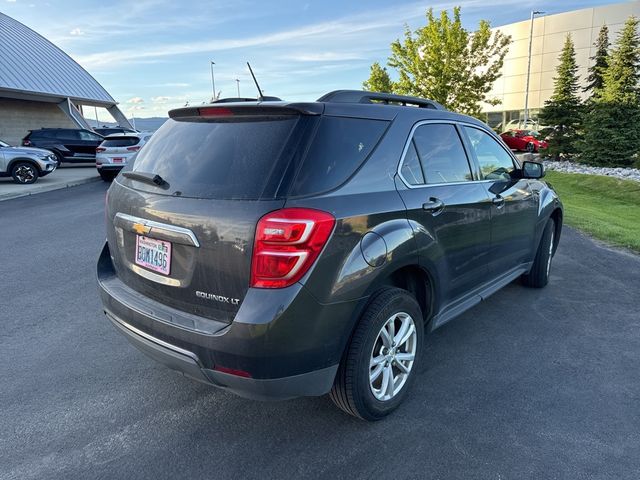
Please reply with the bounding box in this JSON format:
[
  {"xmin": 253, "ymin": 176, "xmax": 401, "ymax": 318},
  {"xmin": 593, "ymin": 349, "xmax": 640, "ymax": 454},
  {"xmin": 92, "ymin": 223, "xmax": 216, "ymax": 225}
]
[{"xmin": 98, "ymin": 91, "xmax": 562, "ymax": 420}]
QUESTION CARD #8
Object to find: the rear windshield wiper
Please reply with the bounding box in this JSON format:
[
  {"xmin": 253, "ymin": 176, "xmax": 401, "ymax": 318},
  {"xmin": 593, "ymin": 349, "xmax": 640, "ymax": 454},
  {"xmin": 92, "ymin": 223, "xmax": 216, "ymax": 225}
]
[{"xmin": 122, "ymin": 171, "xmax": 169, "ymax": 189}]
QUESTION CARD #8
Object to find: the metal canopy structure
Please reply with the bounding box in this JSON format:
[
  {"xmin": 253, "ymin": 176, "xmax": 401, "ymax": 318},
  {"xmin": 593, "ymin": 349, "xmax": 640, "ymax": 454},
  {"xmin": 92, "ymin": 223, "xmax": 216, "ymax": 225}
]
[{"xmin": 0, "ymin": 12, "xmax": 132, "ymax": 130}]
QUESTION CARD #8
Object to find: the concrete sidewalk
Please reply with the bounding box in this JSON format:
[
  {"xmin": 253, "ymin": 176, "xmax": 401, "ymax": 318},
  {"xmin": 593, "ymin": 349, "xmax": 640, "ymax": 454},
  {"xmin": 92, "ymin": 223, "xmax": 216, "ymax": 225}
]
[{"xmin": 0, "ymin": 164, "xmax": 101, "ymax": 202}]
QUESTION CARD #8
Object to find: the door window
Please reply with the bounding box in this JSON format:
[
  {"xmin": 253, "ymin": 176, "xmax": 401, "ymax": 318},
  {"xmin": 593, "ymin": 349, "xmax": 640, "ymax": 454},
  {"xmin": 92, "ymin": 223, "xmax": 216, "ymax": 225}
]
[
  {"xmin": 464, "ymin": 127, "xmax": 516, "ymax": 181},
  {"xmin": 411, "ymin": 123, "xmax": 472, "ymax": 184}
]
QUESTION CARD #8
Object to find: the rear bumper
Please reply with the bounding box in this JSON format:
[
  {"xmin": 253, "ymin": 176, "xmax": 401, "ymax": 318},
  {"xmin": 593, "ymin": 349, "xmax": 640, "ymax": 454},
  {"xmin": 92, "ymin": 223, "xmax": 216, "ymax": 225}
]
[
  {"xmin": 96, "ymin": 164, "xmax": 124, "ymax": 171},
  {"xmin": 106, "ymin": 310, "xmax": 337, "ymax": 400},
  {"xmin": 97, "ymin": 242, "xmax": 354, "ymax": 400}
]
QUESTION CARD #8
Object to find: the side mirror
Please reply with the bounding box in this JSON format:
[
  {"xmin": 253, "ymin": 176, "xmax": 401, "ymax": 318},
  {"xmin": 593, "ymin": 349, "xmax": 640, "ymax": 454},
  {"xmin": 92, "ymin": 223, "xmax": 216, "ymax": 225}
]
[{"xmin": 522, "ymin": 160, "xmax": 544, "ymax": 179}]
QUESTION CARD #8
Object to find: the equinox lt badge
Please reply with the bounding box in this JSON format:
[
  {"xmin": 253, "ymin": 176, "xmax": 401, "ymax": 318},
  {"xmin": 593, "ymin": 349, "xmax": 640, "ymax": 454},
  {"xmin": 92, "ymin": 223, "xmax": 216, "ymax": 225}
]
[{"xmin": 196, "ymin": 291, "xmax": 240, "ymax": 305}]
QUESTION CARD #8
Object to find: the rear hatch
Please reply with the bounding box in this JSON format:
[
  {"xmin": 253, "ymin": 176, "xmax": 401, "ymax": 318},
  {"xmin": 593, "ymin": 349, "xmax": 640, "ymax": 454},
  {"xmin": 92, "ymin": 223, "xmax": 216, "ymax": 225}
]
[
  {"xmin": 97, "ymin": 136, "xmax": 141, "ymax": 163},
  {"xmin": 105, "ymin": 104, "xmax": 320, "ymax": 323}
]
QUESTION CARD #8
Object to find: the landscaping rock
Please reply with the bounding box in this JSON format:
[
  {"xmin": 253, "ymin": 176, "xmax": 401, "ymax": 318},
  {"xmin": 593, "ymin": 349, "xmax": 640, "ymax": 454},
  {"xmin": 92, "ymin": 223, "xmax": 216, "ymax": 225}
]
[{"xmin": 543, "ymin": 160, "xmax": 640, "ymax": 182}]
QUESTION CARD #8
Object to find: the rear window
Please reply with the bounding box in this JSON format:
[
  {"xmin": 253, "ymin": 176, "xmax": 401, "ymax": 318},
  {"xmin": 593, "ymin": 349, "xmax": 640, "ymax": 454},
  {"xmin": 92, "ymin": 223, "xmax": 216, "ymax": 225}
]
[
  {"xmin": 27, "ymin": 131, "xmax": 50, "ymax": 140},
  {"xmin": 102, "ymin": 137, "xmax": 140, "ymax": 147},
  {"xmin": 289, "ymin": 116, "xmax": 388, "ymax": 196},
  {"xmin": 128, "ymin": 117, "xmax": 301, "ymax": 199}
]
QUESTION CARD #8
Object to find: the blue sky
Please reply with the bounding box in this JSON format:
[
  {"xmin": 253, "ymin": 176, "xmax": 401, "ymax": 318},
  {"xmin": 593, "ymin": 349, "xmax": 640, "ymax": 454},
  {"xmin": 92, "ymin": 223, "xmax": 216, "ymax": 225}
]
[{"xmin": 1, "ymin": 0, "xmax": 629, "ymax": 119}]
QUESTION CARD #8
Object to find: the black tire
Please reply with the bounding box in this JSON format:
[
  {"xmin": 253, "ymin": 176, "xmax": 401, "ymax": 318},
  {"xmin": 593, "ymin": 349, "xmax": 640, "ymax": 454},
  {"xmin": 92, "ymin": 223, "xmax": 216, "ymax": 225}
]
[
  {"xmin": 526, "ymin": 142, "xmax": 536, "ymax": 153},
  {"xmin": 330, "ymin": 287, "xmax": 424, "ymax": 421},
  {"xmin": 11, "ymin": 161, "xmax": 39, "ymax": 184},
  {"xmin": 53, "ymin": 151, "xmax": 64, "ymax": 165},
  {"xmin": 99, "ymin": 170, "xmax": 115, "ymax": 182},
  {"xmin": 522, "ymin": 218, "xmax": 556, "ymax": 288}
]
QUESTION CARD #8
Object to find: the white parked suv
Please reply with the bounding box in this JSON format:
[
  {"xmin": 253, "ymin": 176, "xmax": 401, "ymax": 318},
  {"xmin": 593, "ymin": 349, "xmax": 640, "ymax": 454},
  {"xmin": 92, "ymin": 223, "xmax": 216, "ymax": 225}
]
[
  {"xmin": 96, "ymin": 132, "xmax": 152, "ymax": 181},
  {"xmin": 0, "ymin": 138, "xmax": 58, "ymax": 184}
]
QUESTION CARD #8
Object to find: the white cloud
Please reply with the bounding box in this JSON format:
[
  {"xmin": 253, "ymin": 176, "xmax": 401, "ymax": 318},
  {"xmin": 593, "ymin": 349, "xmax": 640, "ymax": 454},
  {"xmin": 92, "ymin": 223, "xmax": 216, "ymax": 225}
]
[
  {"xmin": 151, "ymin": 96, "xmax": 170, "ymax": 103},
  {"xmin": 74, "ymin": 0, "xmax": 522, "ymax": 70},
  {"xmin": 282, "ymin": 52, "xmax": 365, "ymax": 62},
  {"xmin": 127, "ymin": 97, "xmax": 144, "ymax": 104},
  {"xmin": 69, "ymin": 28, "xmax": 84, "ymax": 36}
]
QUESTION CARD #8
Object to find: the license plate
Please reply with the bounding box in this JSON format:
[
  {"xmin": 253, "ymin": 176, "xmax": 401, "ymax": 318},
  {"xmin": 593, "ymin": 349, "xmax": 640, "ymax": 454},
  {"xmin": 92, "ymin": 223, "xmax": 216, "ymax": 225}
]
[
  {"xmin": 112, "ymin": 157, "xmax": 124, "ymax": 163},
  {"xmin": 135, "ymin": 235, "xmax": 171, "ymax": 275}
]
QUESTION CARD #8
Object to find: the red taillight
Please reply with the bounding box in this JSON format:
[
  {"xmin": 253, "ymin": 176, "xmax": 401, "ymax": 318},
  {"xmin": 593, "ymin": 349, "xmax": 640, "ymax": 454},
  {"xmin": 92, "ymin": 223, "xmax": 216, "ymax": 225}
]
[
  {"xmin": 250, "ymin": 208, "xmax": 335, "ymax": 289},
  {"xmin": 199, "ymin": 107, "xmax": 234, "ymax": 117},
  {"xmin": 96, "ymin": 147, "xmax": 106, "ymax": 152},
  {"xmin": 22, "ymin": 139, "xmax": 31, "ymax": 146},
  {"xmin": 126, "ymin": 146, "xmax": 141, "ymax": 152}
]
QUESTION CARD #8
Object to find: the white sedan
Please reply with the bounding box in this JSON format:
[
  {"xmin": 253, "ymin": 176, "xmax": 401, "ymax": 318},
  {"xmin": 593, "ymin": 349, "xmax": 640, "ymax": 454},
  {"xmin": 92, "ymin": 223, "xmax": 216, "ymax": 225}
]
[{"xmin": 96, "ymin": 132, "xmax": 152, "ymax": 181}]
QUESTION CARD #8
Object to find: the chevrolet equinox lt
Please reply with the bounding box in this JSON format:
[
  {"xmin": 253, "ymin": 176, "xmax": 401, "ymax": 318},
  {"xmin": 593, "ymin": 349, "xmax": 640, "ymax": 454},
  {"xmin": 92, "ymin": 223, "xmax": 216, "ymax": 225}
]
[{"xmin": 98, "ymin": 90, "xmax": 562, "ymax": 420}]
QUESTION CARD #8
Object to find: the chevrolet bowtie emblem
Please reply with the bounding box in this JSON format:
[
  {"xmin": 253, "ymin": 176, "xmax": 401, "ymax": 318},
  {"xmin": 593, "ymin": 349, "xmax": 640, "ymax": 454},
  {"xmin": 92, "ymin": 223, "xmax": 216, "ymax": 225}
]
[{"xmin": 132, "ymin": 222, "xmax": 151, "ymax": 235}]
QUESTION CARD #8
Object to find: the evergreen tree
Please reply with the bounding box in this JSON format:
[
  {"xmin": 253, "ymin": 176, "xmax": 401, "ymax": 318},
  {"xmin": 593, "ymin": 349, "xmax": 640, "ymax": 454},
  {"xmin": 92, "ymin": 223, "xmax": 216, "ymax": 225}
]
[
  {"xmin": 362, "ymin": 62, "xmax": 393, "ymax": 93},
  {"xmin": 600, "ymin": 17, "xmax": 640, "ymax": 104},
  {"xmin": 363, "ymin": 7, "xmax": 510, "ymax": 116},
  {"xmin": 580, "ymin": 17, "xmax": 640, "ymax": 167},
  {"xmin": 584, "ymin": 25, "xmax": 609, "ymax": 98},
  {"xmin": 538, "ymin": 34, "xmax": 582, "ymax": 159}
]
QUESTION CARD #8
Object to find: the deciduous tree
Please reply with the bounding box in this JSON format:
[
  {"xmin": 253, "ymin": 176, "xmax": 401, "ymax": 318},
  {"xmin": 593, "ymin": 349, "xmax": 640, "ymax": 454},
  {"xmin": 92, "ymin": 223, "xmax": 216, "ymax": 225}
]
[
  {"xmin": 362, "ymin": 62, "xmax": 393, "ymax": 93},
  {"xmin": 364, "ymin": 7, "xmax": 510, "ymax": 116}
]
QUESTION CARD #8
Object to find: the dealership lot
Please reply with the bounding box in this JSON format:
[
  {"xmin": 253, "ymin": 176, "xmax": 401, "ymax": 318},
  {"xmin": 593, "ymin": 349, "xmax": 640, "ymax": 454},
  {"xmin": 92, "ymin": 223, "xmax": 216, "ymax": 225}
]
[
  {"xmin": 1, "ymin": 183, "xmax": 639, "ymax": 480},
  {"xmin": 0, "ymin": 164, "xmax": 99, "ymax": 201}
]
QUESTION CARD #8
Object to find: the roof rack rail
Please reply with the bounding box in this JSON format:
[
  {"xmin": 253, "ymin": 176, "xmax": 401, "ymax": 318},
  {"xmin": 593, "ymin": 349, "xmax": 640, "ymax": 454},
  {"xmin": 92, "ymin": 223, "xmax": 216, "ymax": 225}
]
[{"xmin": 317, "ymin": 90, "xmax": 445, "ymax": 110}]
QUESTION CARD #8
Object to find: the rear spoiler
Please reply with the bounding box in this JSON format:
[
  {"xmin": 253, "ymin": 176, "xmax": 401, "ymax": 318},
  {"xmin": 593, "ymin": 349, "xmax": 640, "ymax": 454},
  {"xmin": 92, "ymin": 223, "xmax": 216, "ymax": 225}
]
[{"xmin": 169, "ymin": 103, "xmax": 324, "ymax": 119}]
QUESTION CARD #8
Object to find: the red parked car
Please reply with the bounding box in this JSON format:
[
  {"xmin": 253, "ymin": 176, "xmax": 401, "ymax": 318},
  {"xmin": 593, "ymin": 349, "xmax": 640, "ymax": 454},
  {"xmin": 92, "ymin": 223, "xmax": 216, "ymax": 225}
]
[{"xmin": 500, "ymin": 129, "xmax": 548, "ymax": 153}]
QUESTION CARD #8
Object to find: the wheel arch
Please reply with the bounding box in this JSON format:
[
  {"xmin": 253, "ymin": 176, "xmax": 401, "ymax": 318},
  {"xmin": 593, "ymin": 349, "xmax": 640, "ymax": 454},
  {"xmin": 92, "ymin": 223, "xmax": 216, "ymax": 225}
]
[
  {"xmin": 362, "ymin": 263, "xmax": 436, "ymax": 325},
  {"xmin": 8, "ymin": 157, "xmax": 42, "ymax": 174},
  {"xmin": 550, "ymin": 207, "xmax": 563, "ymax": 254}
]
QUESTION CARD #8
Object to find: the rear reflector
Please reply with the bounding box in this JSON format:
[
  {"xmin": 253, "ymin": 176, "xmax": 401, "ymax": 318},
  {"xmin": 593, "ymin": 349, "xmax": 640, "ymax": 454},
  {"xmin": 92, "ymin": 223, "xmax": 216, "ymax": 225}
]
[
  {"xmin": 199, "ymin": 107, "xmax": 234, "ymax": 117},
  {"xmin": 213, "ymin": 365, "xmax": 252, "ymax": 378},
  {"xmin": 250, "ymin": 208, "xmax": 335, "ymax": 289}
]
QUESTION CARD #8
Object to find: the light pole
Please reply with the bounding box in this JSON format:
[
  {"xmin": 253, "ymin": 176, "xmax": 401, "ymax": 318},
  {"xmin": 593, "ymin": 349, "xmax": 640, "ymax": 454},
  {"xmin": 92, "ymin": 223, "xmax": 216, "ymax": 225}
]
[
  {"xmin": 210, "ymin": 61, "xmax": 216, "ymax": 101},
  {"xmin": 524, "ymin": 10, "xmax": 544, "ymax": 127},
  {"xmin": 235, "ymin": 78, "xmax": 240, "ymax": 97}
]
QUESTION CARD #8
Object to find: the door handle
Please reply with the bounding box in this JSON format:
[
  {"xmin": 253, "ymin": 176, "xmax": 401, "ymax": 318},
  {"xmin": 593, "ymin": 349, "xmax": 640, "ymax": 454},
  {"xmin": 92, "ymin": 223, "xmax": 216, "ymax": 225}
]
[
  {"xmin": 492, "ymin": 195, "xmax": 505, "ymax": 207},
  {"xmin": 422, "ymin": 197, "xmax": 445, "ymax": 214}
]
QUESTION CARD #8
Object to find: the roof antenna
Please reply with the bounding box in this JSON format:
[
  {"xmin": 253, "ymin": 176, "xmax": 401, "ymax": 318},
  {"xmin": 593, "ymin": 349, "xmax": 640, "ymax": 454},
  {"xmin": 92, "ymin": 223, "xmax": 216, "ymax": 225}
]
[{"xmin": 246, "ymin": 62, "xmax": 264, "ymax": 102}]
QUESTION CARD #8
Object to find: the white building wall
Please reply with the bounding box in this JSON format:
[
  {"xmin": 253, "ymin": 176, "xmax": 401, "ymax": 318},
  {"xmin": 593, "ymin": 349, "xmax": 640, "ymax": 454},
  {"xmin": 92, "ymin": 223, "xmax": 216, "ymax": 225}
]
[{"xmin": 483, "ymin": 1, "xmax": 640, "ymax": 128}]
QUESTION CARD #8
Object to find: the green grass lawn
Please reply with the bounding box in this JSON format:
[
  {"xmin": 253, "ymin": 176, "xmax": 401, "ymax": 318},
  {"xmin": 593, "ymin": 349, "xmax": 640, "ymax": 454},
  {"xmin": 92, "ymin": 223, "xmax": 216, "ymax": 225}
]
[{"xmin": 544, "ymin": 170, "xmax": 640, "ymax": 253}]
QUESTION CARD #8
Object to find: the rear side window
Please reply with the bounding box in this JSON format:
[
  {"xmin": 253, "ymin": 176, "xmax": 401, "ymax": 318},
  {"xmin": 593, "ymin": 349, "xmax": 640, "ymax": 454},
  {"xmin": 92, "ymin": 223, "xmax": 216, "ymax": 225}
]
[
  {"xmin": 102, "ymin": 137, "xmax": 140, "ymax": 147},
  {"xmin": 129, "ymin": 117, "xmax": 300, "ymax": 199},
  {"xmin": 289, "ymin": 116, "xmax": 388, "ymax": 196},
  {"xmin": 400, "ymin": 142, "xmax": 424, "ymax": 185},
  {"xmin": 55, "ymin": 130, "xmax": 80, "ymax": 141},
  {"xmin": 411, "ymin": 124, "xmax": 472, "ymax": 184}
]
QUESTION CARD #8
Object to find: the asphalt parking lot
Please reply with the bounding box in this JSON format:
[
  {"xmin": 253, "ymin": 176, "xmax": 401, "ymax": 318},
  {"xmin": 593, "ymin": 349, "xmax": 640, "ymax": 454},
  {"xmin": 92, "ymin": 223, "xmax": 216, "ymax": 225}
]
[{"xmin": 1, "ymin": 182, "xmax": 639, "ymax": 480}]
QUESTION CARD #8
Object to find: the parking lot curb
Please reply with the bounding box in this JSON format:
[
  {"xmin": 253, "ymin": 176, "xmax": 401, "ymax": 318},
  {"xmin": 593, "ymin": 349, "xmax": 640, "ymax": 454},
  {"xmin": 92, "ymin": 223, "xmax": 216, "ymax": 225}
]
[{"xmin": 0, "ymin": 175, "xmax": 101, "ymax": 202}]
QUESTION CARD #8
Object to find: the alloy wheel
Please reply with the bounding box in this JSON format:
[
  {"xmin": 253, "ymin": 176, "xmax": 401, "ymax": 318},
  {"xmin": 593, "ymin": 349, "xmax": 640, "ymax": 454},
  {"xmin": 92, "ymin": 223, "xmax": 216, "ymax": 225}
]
[
  {"xmin": 369, "ymin": 312, "xmax": 417, "ymax": 401},
  {"xmin": 15, "ymin": 165, "xmax": 36, "ymax": 183},
  {"xmin": 546, "ymin": 230, "xmax": 555, "ymax": 276}
]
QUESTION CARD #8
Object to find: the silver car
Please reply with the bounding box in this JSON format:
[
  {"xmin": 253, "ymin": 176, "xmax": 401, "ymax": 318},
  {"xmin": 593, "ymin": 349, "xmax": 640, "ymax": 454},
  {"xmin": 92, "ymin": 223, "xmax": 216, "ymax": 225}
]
[
  {"xmin": 0, "ymin": 139, "xmax": 58, "ymax": 184},
  {"xmin": 96, "ymin": 132, "xmax": 152, "ymax": 181}
]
